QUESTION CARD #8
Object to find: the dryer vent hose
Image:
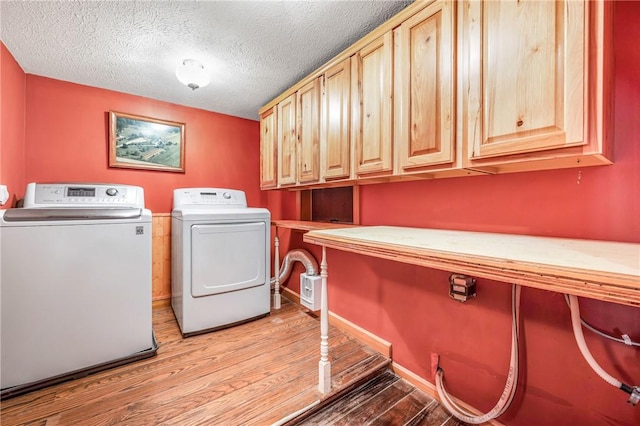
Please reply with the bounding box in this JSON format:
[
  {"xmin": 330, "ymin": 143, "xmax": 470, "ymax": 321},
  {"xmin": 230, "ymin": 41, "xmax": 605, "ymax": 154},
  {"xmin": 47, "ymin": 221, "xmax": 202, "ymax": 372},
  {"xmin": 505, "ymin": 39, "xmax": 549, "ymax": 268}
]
[{"xmin": 270, "ymin": 249, "xmax": 319, "ymax": 289}]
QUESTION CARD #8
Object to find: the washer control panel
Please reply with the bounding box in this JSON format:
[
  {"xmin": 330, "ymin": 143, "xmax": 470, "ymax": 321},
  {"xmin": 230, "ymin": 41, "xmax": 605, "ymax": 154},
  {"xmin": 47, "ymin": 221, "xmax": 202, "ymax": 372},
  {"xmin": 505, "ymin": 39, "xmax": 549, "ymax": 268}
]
[
  {"xmin": 173, "ymin": 188, "xmax": 247, "ymax": 209},
  {"xmin": 24, "ymin": 183, "xmax": 144, "ymax": 208}
]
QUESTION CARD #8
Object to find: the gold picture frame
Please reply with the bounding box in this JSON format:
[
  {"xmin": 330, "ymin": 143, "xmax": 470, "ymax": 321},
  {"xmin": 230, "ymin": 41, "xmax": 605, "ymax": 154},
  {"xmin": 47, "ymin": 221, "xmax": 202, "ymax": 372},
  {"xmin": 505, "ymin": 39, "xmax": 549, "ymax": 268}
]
[{"xmin": 109, "ymin": 111, "xmax": 185, "ymax": 172}]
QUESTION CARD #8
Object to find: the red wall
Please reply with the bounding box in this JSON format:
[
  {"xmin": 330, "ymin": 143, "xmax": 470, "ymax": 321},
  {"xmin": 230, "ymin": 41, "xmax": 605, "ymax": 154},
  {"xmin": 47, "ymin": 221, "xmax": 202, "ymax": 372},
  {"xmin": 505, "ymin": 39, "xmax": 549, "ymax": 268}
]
[
  {"xmin": 0, "ymin": 43, "xmax": 26, "ymax": 207},
  {"xmin": 269, "ymin": 3, "xmax": 639, "ymax": 425},
  {"xmin": 24, "ymin": 76, "xmax": 260, "ymax": 213}
]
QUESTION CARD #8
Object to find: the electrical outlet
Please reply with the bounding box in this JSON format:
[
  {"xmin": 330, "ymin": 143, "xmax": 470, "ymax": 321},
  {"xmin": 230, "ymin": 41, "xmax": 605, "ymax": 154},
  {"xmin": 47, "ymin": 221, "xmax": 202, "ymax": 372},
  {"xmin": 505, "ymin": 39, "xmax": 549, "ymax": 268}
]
[{"xmin": 449, "ymin": 274, "xmax": 476, "ymax": 302}]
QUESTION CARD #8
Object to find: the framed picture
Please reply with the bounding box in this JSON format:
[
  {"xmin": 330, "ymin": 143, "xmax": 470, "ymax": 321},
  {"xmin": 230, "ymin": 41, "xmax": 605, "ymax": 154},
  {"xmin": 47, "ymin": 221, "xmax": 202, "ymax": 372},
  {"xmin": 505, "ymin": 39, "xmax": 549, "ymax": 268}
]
[{"xmin": 109, "ymin": 111, "xmax": 185, "ymax": 172}]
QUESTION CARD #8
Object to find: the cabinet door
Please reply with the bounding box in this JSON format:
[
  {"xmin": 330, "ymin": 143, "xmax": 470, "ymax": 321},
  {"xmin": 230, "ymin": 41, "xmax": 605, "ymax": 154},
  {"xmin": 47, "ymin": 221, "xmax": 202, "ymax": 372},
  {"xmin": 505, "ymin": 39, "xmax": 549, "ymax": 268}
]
[
  {"xmin": 463, "ymin": 0, "xmax": 585, "ymax": 161},
  {"xmin": 322, "ymin": 57, "xmax": 351, "ymax": 180},
  {"xmin": 259, "ymin": 107, "xmax": 277, "ymax": 189},
  {"xmin": 277, "ymin": 93, "xmax": 297, "ymax": 186},
  {"xmin": 396, "ymin": 0, "xmax": 455, "ymax": 172},
  {"xmin": 297, "ymin": 78, "xmax": 321, "ymax": 184},
  {"xmin": 352, "ymin": 32, "xmax": 393, "ymax": 176}
]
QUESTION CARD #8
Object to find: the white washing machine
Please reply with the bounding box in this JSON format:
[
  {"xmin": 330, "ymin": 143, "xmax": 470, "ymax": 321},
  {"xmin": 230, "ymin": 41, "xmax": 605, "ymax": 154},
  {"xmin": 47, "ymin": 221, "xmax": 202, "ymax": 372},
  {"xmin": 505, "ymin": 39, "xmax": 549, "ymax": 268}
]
[
  {"xmin": 0, "ymin": 183, "xmax": 156, "ymax": 399},
  {"xmin": 171, "ymin": 188, "xmax": 271, "ymax": 336}
]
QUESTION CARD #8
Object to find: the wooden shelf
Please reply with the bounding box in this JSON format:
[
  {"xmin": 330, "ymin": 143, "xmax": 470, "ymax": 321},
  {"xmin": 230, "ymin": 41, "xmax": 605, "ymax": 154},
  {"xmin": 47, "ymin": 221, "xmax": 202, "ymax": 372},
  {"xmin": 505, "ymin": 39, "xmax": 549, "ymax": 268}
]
[
  {"xmin": 271, "ymin": 220, "xmax": 357, "ymax": 232},
  {"xmin": 303, "ymin": 226, "xmax": 640, "ymax": 307}
]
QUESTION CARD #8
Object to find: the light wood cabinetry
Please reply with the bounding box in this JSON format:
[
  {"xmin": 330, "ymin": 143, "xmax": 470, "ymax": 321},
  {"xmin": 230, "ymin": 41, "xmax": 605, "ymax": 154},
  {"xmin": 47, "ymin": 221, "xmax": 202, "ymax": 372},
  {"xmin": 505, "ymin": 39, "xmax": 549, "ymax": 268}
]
[
  {"xmin": 395, "ymin": 0, "xmax": 455, "ymax": 173},
  {"xmin": 461, "ymin": 0, "xmax": 611, "ymax": 171},
  {"xmin": 277, "ymin": 93, "xmax": 297, "ymax": 186},
  {"xmin": 259, "ymin": 107, "xmax": 277, "ymax": 189},
  {"xmin": 322, "ymin": 58, "xmax": 351, "ymax": 181},
  {"xmin": 297, "ymin": 78, "xmax": 321, "ymax": 184},
  {"xmin": 352, "ymin": 32, "xmax": 393, "ymax": 177},
  {"xmin": 259, "ymin": 0, "xmax": 611, "ymax": 189}
]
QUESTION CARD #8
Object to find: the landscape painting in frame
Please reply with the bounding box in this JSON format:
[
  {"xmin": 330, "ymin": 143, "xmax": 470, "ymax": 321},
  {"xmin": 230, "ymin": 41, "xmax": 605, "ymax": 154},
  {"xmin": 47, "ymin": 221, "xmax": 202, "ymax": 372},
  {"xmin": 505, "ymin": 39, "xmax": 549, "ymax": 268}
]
[{"xmin": 109, "ymin": 111, "xmax": 185, "ymax": 172}]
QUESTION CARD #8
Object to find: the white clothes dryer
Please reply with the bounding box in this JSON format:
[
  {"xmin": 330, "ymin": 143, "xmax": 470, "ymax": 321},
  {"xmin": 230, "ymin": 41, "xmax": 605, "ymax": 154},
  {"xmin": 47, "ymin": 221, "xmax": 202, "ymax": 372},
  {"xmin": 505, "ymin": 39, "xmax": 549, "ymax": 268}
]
[{"xmin": 171, "ymin": 188, "xmax": 270, "ymax": 336}]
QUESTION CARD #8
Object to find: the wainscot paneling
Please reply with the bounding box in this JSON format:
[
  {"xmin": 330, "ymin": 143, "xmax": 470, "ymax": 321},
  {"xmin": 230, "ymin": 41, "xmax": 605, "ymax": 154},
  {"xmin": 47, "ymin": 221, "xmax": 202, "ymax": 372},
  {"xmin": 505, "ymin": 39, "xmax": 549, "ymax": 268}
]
[{"xmin": 152, "ymin": 213, "xmax": 171, "ymax": 304}]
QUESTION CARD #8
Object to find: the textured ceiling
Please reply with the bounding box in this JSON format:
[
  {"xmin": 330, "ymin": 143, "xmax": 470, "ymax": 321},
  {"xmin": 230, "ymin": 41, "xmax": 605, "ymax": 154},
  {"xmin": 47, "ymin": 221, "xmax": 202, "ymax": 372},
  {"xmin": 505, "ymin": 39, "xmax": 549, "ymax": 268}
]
[{"xmin": 1, "ymin": 0, "xmax": 413, "ymax": 120}]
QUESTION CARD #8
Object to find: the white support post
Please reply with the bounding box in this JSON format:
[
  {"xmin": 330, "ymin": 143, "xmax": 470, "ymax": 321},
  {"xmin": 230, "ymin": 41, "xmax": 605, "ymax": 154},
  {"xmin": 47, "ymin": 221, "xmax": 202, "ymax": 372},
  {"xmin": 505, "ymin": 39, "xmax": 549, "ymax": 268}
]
[
  {"xmin": 318, "ymin": 245, "xmax": 331, "ymax": 394},
  {"xmin": 273, "ymin": 227, "xmax": 281, "ymax": 309}
]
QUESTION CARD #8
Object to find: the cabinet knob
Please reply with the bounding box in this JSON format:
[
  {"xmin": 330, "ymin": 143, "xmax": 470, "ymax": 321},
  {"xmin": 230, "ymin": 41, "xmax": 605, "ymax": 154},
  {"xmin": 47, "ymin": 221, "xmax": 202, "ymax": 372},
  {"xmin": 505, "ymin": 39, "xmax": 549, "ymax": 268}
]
[{"xmin": 517, "ymin": 120, "xmax": 524, "ymax": 127}]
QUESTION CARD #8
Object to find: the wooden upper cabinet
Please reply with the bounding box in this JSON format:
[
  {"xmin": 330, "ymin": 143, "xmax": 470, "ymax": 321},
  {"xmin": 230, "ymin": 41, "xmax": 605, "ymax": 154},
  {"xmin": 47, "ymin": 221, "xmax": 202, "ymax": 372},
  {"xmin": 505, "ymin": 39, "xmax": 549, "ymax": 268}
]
[
  {"xmin": 352, "ymin": 32, "xmax": 393, "ymax": 176},
  {"xmin": 395, "ymin": 0, "xmax": 455, "ymax": 173},
  {"xmin": 258, "ymin": 0, "xmax": 611, "ymax": 188},
  {"xmin": 322, "ymin": 57, "xmax": 351, "ymax": 181},
  {"xmin": 462, "ymin": 0, "xmax": 587, "ymax": 162},
  {"xmin": 277, "ymin": 93, "xmax": 297, "ymax": 186},
  {"xmin": 297, "ymin": 78, "xmax": 321, "ymax": 184},
  {"xmin": 259, "ymin": 107, "xmax": 277, "ymax": 189}
]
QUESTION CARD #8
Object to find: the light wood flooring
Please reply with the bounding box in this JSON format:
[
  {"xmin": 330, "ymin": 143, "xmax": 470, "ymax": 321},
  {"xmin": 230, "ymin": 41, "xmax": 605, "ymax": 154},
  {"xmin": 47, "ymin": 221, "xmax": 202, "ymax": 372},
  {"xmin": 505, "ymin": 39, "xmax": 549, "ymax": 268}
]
[{"xmin": 1, "ymin": 297, "xmax": 461, "ymax": 425}]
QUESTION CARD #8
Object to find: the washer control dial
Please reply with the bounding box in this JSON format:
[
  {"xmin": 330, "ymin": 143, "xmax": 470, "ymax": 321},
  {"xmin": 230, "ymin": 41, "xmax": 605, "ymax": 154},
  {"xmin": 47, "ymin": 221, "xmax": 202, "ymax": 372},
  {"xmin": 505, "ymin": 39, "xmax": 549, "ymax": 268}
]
[
  {"xmin": 106, "ymin": 188, "xmax": 119, "ymax": 197},
  {"xmin": 223, "ymin": 192, "xmax": 231, "ymax": 199}
]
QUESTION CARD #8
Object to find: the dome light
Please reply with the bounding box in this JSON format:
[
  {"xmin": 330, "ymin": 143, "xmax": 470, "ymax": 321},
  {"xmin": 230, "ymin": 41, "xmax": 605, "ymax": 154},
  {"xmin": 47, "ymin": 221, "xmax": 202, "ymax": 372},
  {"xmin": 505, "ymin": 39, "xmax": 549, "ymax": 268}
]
[{"xmin": 176, "ymin": 59, "xmax": 210, "ymax": 91}]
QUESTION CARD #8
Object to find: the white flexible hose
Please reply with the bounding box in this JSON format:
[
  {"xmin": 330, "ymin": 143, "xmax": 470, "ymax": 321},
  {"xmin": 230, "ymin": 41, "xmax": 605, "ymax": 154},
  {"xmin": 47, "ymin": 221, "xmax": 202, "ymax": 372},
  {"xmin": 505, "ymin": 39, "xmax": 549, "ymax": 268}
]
[
  {"xmin": 564, "ymin": 294, "xmax": 640, "ymax": 347},
  {"xmin": 568, "ymin": 294, "xmax": 623, "ymax": 389},
  {"xmin": 435, "ymin": 284, "xmax": 521, "ymax": 424},
  {"xmin": 270, "ymin": 249, "xmax": 319, "ymax": 289}
]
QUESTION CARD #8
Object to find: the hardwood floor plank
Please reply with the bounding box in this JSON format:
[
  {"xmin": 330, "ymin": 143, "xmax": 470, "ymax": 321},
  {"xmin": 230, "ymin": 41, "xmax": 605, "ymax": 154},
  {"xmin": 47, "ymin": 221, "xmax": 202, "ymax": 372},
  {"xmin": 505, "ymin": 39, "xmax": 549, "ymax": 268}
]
[
  {"xmin": 330, "ymin": 350, "xmax": 391, "ymax": 389},
  {"xmin": 406, "ymin": 402, "xmax": 457, "ymax": 426},
  {"xmin": 299, "ymin": 371, "xmax": 400, "ymax": 425},
  {"xmin": 37, "ymin": 325, "xmax": 323, "ymax": 425},
  {"xmin": 330, "ymin": 378, "xmax": 415, "ymax": 426},
  {"xmin": 369, "ymin": 389, "xmax": 438, "ymax": 426},
  {"xmin": 1, "ymin": 297, "xmax": 388, "ymax": 426},
  {"xmin": 294, "ymin": 370, "xmax": 467, "ymax": 426},
  {"xmin": 1, "ymin": 302, "xmax": 308, "ymax": 417},
  {"xmin": 152, "ymin": 335, "xmax": 376, "ymax": 425},
  {"xmin": 252, "ymin": 387, "xmax": 320, "ymax": 425},
  {"xmin": 2, "ymin": 318, "xmax": 319, "ymax": 424},
  {"xmin": 1, "ymin": 304, "xmax": 313, "ymax": 416},
  {"xmin": 175, "ymin": 361, "xmax": 321, "ymax": 425}
]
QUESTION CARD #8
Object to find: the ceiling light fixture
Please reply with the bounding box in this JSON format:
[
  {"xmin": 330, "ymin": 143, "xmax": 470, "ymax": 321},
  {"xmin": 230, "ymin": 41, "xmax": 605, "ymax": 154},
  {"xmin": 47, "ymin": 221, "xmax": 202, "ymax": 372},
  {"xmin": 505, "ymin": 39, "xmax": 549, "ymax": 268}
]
[{"xmin": 176, "ymin": 59, "xmax": 210, "ymax": 91}]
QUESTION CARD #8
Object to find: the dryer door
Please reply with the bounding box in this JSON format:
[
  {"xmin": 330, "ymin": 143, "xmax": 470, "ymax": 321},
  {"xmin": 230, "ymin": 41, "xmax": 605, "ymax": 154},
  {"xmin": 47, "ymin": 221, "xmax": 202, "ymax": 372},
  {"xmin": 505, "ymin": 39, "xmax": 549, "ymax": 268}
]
[{"xmin": 191, "ymin": 221, "xmax": 266, "ymax": 297}]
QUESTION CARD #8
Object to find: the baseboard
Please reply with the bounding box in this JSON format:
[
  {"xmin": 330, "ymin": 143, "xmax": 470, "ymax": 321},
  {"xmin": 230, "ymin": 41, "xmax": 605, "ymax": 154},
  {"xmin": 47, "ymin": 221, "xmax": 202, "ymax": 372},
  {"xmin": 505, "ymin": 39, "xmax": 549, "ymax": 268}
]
[
  {"xmin": 152, "ymin": 298, "xmax": 171, "ymax": 309},
  {"xmin": 280, "ymin": 287, "xmax": 392, "ymax": 359},
  {"xmin": 328, "ymin": 312, "xmax": 392, "ymax": 359},
  {"xmin": 391, "ymin": 362, "xmax": 506, "ymax": 426},
  {"xmin": 281, "ymin": 287, "xmax": 300, "ymax": 305}
]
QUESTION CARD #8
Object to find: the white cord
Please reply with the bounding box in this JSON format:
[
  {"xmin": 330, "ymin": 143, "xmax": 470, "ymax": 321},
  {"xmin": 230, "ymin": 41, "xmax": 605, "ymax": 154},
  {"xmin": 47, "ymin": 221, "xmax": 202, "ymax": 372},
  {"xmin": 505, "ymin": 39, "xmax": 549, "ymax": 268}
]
[
  {"xmin": 567, "ymin": 295, "xmax": 624, "ymax": 389},
  {"xmin": 435, "ymin": 284, "xmax": 521, "ymax": 423},
  {"xmin": 563, "ymin": 294, "xmax": 640, "ymax": 347}
]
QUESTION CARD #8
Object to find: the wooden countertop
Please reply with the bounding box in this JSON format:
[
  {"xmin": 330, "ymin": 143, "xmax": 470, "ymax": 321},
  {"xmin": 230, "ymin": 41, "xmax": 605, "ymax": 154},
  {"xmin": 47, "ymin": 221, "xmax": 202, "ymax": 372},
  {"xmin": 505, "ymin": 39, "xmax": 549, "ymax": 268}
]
[{"xmin": 303, "ymin": 226, "xmax": 640, "ymax": 307}]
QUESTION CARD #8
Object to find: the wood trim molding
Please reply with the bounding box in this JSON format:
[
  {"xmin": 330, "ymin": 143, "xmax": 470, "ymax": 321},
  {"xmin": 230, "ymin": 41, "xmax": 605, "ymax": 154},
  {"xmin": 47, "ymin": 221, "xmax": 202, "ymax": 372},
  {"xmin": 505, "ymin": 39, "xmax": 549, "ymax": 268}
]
[
  {"xmin": 152, "ymin": 298, "xmax": 171, "ymax": 309},
  {"xmin": 282, "ymin": 287, "xmax": 301, "ymax": 305},
  {"xmin": 328, "ymin": 311, "xmax": 391, "ymax": 359},
  {"xmin": 281, "ymin": 287, "xmax": 392, "ymax": 358},
  {"xmin": 352, "ymin": 185, "xmax": 361, "ymax": 225}
]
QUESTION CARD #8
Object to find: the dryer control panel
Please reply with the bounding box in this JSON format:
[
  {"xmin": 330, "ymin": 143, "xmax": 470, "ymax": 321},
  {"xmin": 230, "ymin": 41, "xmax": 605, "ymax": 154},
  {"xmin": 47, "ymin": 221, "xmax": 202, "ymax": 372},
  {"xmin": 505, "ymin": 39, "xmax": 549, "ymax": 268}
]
[
  {"xmin": 173, "ymin": 188, "xmax": 247, "ymax": 209},
  {"xmin": 23, "ymin": 183, "xmax": 144, "ymax": 208}
]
